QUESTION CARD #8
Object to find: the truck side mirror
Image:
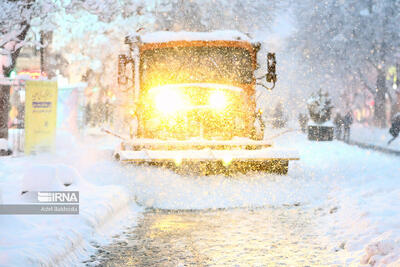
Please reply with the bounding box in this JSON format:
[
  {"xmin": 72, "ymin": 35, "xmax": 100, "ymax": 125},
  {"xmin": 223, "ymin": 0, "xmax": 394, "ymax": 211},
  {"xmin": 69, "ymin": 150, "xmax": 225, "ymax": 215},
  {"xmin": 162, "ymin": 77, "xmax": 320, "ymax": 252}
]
[
  {"xmin": 256, "ymin": 52, "xmax": 278, "ymax": 91},
  {"xmin": 266, "ymin": 53, "xmax": 277, "ymax": 84},
  {"xmin": 118, "ymin": 54, "xmax": 128, "ymax": 85}
]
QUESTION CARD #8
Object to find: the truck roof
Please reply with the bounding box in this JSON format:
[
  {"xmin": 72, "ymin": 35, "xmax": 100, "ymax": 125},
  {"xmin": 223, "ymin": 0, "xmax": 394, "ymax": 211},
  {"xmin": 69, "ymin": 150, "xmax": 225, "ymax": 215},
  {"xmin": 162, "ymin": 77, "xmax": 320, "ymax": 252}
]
[{"xmin": 126, "ymin": 30, "xmax": 251, "ymax": 44}]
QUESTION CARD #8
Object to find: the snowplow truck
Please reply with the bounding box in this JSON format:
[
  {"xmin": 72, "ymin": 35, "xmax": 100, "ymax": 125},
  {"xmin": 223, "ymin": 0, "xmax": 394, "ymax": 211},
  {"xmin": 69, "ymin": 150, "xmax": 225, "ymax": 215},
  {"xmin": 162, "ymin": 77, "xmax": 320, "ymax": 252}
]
[{"xmin": 114, "ymin": 31, "xmax": 299, "ymax": 175}]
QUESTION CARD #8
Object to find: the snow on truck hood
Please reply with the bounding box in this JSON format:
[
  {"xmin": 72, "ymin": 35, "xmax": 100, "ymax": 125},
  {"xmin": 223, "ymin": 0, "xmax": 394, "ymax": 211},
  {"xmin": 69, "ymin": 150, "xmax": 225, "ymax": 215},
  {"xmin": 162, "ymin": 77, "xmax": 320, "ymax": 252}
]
[
  {"xmin": 149, "ymin": 83, "xmax": 244, "ymax": 93},
  {"xmin": 128, "ymin": 30, "xmax": 251, "ymax": 44}
]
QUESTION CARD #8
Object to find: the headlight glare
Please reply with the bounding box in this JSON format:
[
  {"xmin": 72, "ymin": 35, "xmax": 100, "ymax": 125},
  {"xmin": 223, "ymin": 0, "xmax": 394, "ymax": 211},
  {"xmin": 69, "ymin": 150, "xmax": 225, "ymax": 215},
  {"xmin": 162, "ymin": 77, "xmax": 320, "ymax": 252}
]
[
  {"xmin": 209, "ymin": 91, "xmax": 227, "ymax": 110},
  {"xmin": 154, "ymin": 90, "xmax": 186, "ymax": 113}
]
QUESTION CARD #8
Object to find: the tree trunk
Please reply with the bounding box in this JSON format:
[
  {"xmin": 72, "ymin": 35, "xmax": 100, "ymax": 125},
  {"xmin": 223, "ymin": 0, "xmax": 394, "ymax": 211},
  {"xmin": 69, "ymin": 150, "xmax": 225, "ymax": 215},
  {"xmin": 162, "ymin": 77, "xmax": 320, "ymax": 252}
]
[
  {"xmin": 0, "ymin": 85, "xmax": 10, "ymax": 139},
  {"xmin": 374, "ymin": 70, "xmax": 387, "ymax": 128},
  {"xmin": 0, "ymin": 24, "xmax": 30, "ymax": 142},
  {"xmin": 40, "ymin": 31, "xmax": 54, "ymax": 78}
]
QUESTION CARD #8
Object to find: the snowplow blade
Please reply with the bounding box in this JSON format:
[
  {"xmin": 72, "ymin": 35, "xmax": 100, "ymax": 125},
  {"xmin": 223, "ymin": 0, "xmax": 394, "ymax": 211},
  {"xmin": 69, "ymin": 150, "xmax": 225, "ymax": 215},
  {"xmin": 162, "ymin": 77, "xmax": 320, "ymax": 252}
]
[{"xmin": 114, "ymin": 148, "xmax": 299, "ymax": 175}]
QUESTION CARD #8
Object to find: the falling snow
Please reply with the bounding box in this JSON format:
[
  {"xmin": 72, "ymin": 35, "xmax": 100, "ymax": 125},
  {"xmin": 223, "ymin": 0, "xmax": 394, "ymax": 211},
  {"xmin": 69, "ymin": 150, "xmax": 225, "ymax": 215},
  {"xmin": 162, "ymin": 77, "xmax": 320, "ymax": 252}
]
[{"xmin": 1, "ymin": 1, "xmax": 400, "ymax": 266}]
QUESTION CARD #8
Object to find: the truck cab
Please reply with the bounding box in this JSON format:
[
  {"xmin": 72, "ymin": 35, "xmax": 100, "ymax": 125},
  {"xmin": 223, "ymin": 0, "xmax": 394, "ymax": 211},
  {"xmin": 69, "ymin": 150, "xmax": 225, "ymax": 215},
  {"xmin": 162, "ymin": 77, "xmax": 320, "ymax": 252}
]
[
  {"xmin": 119, "ymin": 31, "xmax": 273, "ymax": 141},
  {"xmin": 113, "ymin": 31, "xmax": 297, "ymax": 175}
]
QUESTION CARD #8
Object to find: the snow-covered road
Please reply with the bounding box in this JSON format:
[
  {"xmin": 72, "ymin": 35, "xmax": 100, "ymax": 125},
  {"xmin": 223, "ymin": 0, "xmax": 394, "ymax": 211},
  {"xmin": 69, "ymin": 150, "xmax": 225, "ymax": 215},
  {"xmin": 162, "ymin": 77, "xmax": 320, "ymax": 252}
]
[
  {"xmin": 81, "ymin": 130, "xmax": 400, "ymax": 266},
  {"xmin": 92, "ymin": 206, "xmax": 346, "ymax": 266},
  {"xmin": 1, "ymin": 129, "xmax": 399, "ymax": 266}
]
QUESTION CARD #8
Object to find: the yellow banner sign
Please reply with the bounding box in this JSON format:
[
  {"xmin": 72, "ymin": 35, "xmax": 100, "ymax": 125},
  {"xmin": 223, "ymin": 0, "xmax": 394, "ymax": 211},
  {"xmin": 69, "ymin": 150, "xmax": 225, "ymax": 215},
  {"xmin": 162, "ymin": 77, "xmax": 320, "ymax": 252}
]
[{"xmin": 24, "ymin": 81, "xmax": 58, "ymax": 154}]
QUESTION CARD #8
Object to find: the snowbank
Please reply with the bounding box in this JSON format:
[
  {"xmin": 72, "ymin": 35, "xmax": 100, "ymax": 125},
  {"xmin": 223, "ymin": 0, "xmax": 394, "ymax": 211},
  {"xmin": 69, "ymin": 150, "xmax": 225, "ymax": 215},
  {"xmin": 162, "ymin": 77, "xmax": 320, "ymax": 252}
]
[
  {"xmin": 360, "ymin": 236, "xmax": 400, "ymax": 266},
  {"xmin": 351, "ymin": 123, "xmax": 400, "ymax": 151},
  {"xmin": 272, "ymin": 130, "xmax": 400, "ymax": 266},
  {"xmin": 0, "ymin": 133, "xmax": 142, "ymax": 266}
]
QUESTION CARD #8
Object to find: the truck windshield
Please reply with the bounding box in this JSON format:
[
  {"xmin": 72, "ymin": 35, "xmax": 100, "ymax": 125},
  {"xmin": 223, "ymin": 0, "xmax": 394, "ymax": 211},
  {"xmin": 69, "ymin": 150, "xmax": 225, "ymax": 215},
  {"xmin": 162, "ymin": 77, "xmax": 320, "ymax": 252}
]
[{"xmin": 140, "ymin": 46, "xmax": 253, "ymax": 89}]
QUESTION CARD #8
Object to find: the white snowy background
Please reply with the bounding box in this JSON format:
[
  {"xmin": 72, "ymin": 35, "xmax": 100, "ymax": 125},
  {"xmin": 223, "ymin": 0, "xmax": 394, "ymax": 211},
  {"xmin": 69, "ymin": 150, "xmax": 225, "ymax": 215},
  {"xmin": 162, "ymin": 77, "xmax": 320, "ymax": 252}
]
[{"xmin": 1, "ymin": 0, "xmax": 400, "ymax": 266}]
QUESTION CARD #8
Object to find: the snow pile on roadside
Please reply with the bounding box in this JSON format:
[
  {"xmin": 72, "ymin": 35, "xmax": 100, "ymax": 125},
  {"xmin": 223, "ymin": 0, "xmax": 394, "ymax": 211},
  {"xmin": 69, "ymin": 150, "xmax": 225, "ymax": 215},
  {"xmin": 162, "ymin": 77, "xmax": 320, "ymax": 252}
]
[
  {"xmin": 274, "ymin": 131, "xmax": 400, "ymax": 266},
  {"xmin": 351, "ymin": 123, "xmax": 400, "ymax": 150},
  {"xmin": 360, "ymin": 237, "xmax": 400, "ymax": 266},
  {"xmin": 323, "ymin": 161, "xmax": 400, "ymax": 267},
  {"xmin": 0, "ymin": 133, "xmax": 141, "ymax": 266}
]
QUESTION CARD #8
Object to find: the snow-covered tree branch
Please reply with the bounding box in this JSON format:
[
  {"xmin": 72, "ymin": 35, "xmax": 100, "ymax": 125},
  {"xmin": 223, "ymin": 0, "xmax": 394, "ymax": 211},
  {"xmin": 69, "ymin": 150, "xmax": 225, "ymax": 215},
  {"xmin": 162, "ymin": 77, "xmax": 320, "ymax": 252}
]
[{"xmin": 292, "ymin": 0, "xmax": 400, "ymax": 127}]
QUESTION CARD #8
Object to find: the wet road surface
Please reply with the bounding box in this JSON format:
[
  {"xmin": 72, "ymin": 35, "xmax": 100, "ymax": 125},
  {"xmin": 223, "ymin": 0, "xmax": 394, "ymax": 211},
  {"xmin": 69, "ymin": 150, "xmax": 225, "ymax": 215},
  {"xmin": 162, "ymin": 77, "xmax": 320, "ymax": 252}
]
[{"xmin": 89, "ymin": 205, "xmax": 342, "ymax": 266}]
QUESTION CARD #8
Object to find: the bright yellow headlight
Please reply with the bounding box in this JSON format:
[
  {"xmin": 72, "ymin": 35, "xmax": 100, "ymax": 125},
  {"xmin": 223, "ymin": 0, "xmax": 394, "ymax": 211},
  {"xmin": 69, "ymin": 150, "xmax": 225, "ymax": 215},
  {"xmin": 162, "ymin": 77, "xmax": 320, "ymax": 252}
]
[
  {"xmin": 209, "ymin": 91, "xmax": 227, "ymax": 110},
  {"xmin": 154, "ymin": 90, "xmax": 186, "ymax": 114}
]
